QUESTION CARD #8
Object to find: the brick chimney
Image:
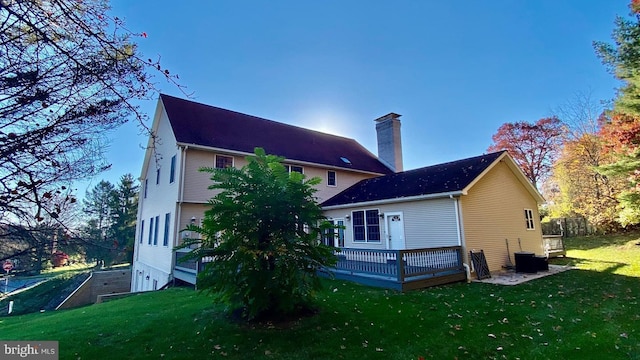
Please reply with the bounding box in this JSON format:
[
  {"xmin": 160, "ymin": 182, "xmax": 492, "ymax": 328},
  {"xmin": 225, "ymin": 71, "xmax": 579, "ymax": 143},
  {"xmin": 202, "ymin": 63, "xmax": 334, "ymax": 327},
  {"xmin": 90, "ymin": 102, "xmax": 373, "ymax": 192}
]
[{"xmin": 375, "ymin": 113, "xmax": 403, "ymax": 172}]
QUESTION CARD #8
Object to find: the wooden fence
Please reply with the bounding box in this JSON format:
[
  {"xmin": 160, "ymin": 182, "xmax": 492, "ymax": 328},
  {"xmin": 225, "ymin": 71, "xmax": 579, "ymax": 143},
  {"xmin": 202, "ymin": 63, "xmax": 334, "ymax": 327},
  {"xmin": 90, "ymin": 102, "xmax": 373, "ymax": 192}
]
[{"xmin": 542, "ymin": 217, "xmax": 595, "ymax": 237}]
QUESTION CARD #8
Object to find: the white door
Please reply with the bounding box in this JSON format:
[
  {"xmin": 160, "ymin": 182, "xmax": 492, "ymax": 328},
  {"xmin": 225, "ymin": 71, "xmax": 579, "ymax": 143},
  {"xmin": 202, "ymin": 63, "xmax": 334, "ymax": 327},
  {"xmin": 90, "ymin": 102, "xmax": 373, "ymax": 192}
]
[{"xmin": 385, "ymin": 212, "xmax": 406, "ymax": 250}]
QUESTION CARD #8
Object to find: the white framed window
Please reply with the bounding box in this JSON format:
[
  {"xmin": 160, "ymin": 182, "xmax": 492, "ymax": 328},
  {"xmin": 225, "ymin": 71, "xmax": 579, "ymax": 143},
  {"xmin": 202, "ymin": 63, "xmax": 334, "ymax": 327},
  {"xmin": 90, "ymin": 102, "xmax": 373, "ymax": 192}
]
[
  {"xmin": 524, "ymin": 209, "xmax": 535, "ymax": 230},
  {"xmin": 143, "ymin": 179, "xmax": 148, "ymax": 198},
  {"xmin": 139, "ymin": 220, "xmax": 144, "ymax": 244},
  {"xmin": 327, "ymin": 170, "xmax": 337, "ymax": 187},
  {"xmin": 284, "ymin": 164, "xmax": 304, "ymax": 174},
  {"xmin": 215, "ymin": 154, "xmax": 234, "ymax": 169},
  {"xmin": 163, "ymin": 213, "xmax": 171, "ymax": 247},
  {"xmin": 169, "ymin": 155, "xmax": 176, "ymax": 184},
  {"xmin": 153, "ymin": 215, "xmax": 159, "ymax": 245},
  {"xmin": 352, "ymin": 209, "xmax": 381, "ymax": 242},
  {"xmin": 148, "ymin": 217, "xmax": 154, "ymax": 245}
]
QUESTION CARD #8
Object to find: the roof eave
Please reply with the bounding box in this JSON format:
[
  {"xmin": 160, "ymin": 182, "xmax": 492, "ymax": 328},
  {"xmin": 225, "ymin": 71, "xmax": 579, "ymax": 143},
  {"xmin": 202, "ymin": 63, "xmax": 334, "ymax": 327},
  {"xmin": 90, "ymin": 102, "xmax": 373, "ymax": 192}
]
[
  {"xmin": 322, "ymin": 190, "xmax": 465, "ymax": 210},
  {"xmin": 461, "ymin": 152, "xmax": 545, "ymax": 204},
  {"xmin": 175, "ymin": 142, "xmax": 389, "ymax": 176}
]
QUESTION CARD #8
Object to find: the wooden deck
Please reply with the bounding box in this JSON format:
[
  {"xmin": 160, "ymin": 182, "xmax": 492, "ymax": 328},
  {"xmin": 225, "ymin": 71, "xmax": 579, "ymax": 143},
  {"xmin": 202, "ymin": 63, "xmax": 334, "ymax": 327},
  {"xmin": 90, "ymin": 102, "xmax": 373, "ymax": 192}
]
[
  {"xmin": 321, "ymin": 246, "xmax": 467, "ymax": 291},
  {"xmin": 174, "ymin": 246, "xmax": 467, "ymax": 291}
]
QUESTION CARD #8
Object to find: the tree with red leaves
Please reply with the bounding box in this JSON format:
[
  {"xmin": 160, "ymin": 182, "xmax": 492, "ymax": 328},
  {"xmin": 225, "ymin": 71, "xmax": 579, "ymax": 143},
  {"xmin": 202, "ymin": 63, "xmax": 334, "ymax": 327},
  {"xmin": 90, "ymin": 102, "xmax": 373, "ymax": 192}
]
[{"xmin": 488, "ymin": 117, "xmax": 564, "ymax": 189}]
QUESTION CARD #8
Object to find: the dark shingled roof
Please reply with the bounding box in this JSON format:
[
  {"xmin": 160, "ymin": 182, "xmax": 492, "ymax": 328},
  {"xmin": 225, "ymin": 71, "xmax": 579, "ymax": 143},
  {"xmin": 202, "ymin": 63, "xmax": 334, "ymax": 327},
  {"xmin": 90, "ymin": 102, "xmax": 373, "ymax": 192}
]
[
  {"xmin": 160, "ymin": 94, "xmax": 392, "ymax": 175},
  {"xmin": 322, "ymin": 151, "xmax": 506, "ymax": 207}
]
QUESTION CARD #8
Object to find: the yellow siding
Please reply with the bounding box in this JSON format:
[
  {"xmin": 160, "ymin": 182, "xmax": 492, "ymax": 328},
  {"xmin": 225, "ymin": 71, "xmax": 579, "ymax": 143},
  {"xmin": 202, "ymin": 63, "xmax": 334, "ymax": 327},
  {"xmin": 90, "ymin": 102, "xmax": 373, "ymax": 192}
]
[{"xmin": 461, "ymin": 161, "xmax": 543, "ymax": 273}]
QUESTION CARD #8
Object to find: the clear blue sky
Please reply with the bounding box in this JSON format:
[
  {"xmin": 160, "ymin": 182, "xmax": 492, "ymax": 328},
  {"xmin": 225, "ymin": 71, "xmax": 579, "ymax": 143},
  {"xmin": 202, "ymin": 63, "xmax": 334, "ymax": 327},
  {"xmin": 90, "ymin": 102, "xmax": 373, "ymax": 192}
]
[{"xmin": 78, "ymin": 0, "xmax": 630, "ymax": 195}]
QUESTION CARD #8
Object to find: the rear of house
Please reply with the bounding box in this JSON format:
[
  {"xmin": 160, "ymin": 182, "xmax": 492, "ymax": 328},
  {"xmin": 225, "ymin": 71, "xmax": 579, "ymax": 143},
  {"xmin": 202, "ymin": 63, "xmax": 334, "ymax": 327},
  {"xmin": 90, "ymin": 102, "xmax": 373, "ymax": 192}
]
[
  {"xmin": 321, "ymin": 151, "xmax": 545, "ymax": 287},
  {"xmin": 132, "ymin": 95, "xmax": 398, "ymax": 291}
]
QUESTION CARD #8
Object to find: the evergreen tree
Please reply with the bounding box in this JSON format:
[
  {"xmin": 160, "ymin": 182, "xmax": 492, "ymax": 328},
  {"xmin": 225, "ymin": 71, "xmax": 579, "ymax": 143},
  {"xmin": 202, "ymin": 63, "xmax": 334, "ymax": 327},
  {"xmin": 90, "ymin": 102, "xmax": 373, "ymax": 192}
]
[
  {"xmin": 594, "ymin": 2, "xmax": 640, "ymax": 226},
  {"xmin": 109, "ymin": 174, "xmax": 139, "ymax": 263},
  {"xmin": 181, "ymin": 148, "xmax": 336, "ymax": 320}
]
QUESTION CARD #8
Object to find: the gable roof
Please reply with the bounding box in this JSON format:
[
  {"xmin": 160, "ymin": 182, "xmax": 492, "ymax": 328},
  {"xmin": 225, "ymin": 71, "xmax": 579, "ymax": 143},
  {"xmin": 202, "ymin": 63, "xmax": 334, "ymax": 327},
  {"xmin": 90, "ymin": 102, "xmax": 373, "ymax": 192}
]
[
  {"xmin": 322, "ymin": 151, "xmax": 544, "ymax": 208},
  {"xmin": 159, "ymin": 94, "xmax": 392, "ymax": 175}
]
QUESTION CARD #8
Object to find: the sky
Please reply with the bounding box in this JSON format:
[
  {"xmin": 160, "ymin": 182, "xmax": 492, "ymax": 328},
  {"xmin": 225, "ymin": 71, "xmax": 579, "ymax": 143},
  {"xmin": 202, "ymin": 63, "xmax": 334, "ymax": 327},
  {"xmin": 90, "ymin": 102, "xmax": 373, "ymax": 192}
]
[{"xmin": 77, "ymin": 0, "xmax": 630, "ymax": 195}]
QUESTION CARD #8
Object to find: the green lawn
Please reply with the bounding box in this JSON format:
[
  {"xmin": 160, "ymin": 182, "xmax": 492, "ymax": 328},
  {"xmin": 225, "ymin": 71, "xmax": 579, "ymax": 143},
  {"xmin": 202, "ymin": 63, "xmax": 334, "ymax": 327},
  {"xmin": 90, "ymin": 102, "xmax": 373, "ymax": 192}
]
[{"xmin": 0, "ymin": 234, "xmax": 638, "ymax": 359}]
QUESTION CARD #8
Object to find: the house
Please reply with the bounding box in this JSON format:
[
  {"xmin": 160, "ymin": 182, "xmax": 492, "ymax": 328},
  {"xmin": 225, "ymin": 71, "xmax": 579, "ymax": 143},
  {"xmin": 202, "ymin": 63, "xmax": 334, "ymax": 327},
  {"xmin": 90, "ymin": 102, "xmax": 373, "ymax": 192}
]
[
  {"xmin": 321, "ymin": 150, "xmax": 546, "ymax": 284},
  {"xmin": 131, "ymin": 94, "xmax": 397, "ymax": 292}
]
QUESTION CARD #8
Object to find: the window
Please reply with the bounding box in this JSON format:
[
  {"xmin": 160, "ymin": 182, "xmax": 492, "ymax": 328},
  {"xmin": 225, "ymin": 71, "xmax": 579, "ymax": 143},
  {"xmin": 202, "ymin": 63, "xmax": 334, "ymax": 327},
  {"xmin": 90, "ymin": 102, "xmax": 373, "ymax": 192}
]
[
  {"xmin": 215, "ymin": 155, "xmax": 234, "ymax": 169},
  {"xmin": 144, "ymin": 179, "xmax": 148, "ymax": 198},
  {"xmin": 352, "ymin": 209, "xmax": 380, "ymax": 242},
  {"xmin": 284, "ymin": 165, "xmax": 304, "ymax": 174},
  {"xmin": 525, "ymin": 209, "xmax": 535, "ymax": 230},
  {"xmin": 169, "ymin": 155, "xmax": 176, "ymax": 184},
  {"xmin": 323, "ymin": 219, "xmax": 345, "ymax": 247},
  {"xmin": 327, "ymin": 171, "xmax": 337, "ymax": 187},
  {"xmin": 163, "ymin": 213, "xmax": 170, "ymax": 246},
  {"xmin": 139, "ymin": 220, "xmax": 144, "ymax": 244},
  {"xmin": 148, "ymin": 217, "xmax": 154, "ymax": 245},
  {"xmin": 153, "ymin": 215, "xmax": 159, "ymax": 245},
  {"xmin": 156, "ymin": 168, "xmax": 160, "ymax": 185}
]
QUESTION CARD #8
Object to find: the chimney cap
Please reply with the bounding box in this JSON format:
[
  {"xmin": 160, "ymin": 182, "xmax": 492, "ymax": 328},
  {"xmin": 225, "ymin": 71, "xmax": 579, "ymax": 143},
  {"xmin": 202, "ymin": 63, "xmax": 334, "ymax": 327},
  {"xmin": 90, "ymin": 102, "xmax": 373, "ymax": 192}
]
[{"xmin": 375, "ymin": 113, "xmax": 402, "ymax": 122}]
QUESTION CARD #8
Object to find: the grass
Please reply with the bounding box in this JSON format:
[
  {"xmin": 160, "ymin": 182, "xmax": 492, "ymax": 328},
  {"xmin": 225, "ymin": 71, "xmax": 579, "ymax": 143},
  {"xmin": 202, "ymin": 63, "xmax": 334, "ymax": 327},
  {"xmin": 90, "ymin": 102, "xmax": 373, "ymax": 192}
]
[
  {"xmin": 0, "ymin": 234, "xmax": 639, "ymax": 359},
  {"xmin": 0, "ymin": 269, "xmax": 91, "ymax": 316}
]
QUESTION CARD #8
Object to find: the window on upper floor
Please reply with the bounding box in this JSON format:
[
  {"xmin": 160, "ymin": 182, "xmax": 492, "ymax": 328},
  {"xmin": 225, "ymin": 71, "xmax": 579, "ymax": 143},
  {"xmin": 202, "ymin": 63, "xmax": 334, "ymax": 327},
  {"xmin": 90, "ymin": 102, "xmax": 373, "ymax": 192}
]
[
  {"xmin": 170, "ymin": 155, "xmax": 176, "ymax": 184},
  {"xmin": 148, "ymin": 217, "xmax": 154, "ymax": 245},
  {"xmin": 327, "ymin": 170, "xmax": 337, "ymax": 187},
  {"xmin": 163, "ymin": 213, "xmax": 171, "ymax": 247},
  {"xmin": 139, "ymin": 220, "xmax": 144, "ymax": 244},
  {"xmin": 284, "ymin": 164, "xmax": 304, "ymax": 174},
  {"xmin": 215, "ymin": 154, "xmax": 234, "ymax": 169},
  {"xmin": 143, "ymin": 179, "xmax": 148, "ymax": 198},
  {"xmin": 352, "ymin": 209, "xmax": 381, "ymax": 242},
  {"xmin": 153, "ymin": 215, "xmax": 159, "ymax": 245},
  {"xmin": 525, "ymin": 209, "xmax": 535, "ymax": 230},
  {"xmin": 156, "ymin": 168, "xmax": 160, "ymax": 185}
]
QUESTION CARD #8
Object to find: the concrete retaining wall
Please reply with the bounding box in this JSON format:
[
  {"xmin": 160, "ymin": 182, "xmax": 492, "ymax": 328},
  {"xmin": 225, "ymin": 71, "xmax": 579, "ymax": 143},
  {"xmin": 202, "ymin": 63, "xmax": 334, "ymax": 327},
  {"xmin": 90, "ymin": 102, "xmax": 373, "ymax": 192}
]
[{"xmin": 57, "ymin": 269, "xmax": 131, "ymax": 310}]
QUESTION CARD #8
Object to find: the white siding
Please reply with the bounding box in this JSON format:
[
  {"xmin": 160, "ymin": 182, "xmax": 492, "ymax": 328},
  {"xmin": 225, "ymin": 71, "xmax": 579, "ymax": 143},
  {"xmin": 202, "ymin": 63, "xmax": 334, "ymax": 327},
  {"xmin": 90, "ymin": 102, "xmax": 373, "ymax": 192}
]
[
  {"xmin": 323, "ymin": 198, "xmax": 459, "ymax": 250},
  {"xmin": 132, "ymin": 103, "xmax": 180, "ymax": 291}
]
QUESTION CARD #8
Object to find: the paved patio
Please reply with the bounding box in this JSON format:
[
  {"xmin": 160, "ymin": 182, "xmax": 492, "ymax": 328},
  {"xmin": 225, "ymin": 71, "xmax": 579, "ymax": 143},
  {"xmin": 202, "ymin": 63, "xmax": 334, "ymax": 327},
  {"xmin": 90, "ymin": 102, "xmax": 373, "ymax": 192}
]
[{"xmin": 473, "ymin": 264, "xmax": 572, "ymax": 285}]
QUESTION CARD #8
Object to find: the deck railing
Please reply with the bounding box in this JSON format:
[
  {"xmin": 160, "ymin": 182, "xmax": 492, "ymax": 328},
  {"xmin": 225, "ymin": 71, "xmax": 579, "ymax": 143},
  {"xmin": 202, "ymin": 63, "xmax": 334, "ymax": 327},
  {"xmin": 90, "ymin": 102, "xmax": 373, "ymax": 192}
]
[
  {"xmin": 174, "ymin": 250, "xmax": 214, "ymax": 274},
  {"xmin": 333, "ymin": 246, "xmax": 463, "ymax": 282}
]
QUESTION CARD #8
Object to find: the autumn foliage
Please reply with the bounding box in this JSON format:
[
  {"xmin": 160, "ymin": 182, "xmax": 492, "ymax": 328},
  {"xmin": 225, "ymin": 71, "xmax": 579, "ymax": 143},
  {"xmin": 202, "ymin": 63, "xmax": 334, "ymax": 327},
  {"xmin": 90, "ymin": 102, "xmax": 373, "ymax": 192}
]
[{"xmin": 487, "ymin": 117, "xmax": 564, "ymax": 189}]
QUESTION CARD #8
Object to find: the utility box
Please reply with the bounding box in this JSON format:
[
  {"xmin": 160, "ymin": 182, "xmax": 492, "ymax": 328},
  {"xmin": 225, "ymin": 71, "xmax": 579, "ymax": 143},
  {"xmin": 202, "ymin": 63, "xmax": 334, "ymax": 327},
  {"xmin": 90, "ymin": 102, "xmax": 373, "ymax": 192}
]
[{"xmin": 514, "ymin": 251, "xmax": 537, "ymax": 273}]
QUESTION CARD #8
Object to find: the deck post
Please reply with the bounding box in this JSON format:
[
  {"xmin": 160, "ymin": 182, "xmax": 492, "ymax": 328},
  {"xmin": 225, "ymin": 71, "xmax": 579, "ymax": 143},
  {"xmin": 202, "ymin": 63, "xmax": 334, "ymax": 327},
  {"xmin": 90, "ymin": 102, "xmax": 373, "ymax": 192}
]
[{"xmin": 397, "ymin": 250, "xmax": 405, "ymax": 283}]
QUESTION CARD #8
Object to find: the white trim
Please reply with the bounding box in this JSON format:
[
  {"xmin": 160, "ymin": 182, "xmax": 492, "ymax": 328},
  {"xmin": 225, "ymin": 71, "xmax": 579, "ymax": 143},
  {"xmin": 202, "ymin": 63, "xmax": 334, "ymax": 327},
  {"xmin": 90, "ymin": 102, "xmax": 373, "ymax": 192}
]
[
  {"xmin": 452, "ymin": 196, "xmax": 463, "ymax": 247},
  {"xmin": 214, "ymin": 153, "xmax": 235, "ymax": 169},
  {"xmin": 327, "ymin": 170, "xmax": 337, "ymax": 187},
  {"xmin": 322, "ymin": 191, "xmax": 464, "ymax": 210},
  {"xmin": 524, "ymin": 208, "xmax": 535, "ymax": 230},
  {"xmin": 332, "ymin": 218, "xmax": 345, "ymax": 247},
  {"xmin": 384, "ymin": 211, "xmax": 406, "ymax": 250},
  {"xmin": 176, "ymin": 142, "xmax": 387, "ymax": 176},
  {"xmin": 351, "ymin": 208, "xmax": 382, "ymax": 243}
]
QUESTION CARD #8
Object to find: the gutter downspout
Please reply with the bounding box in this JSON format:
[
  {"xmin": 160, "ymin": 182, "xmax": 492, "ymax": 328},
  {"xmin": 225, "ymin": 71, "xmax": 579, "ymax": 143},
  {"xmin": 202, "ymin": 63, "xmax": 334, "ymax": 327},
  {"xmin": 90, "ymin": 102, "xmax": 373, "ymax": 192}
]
[{"xmin": 451, "ymin": 194, "xmax": 471, "ymax": 283}]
